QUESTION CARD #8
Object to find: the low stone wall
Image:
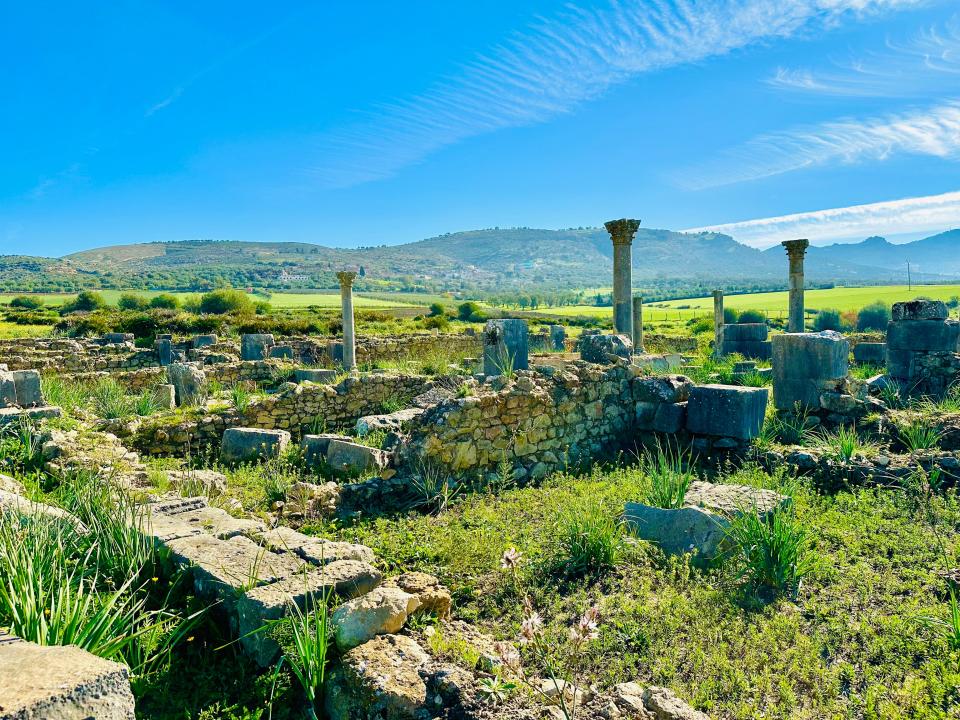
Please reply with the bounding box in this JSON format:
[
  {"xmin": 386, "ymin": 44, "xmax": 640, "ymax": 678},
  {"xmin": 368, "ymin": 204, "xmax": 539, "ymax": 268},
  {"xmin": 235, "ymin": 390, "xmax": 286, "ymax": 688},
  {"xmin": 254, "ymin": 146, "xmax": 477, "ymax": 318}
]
[
  {"xmin": 0, "ymin": 338, "xmax": 158, "ymax": 372},
  {"xmin": 133, "ymin": 372, "xmax": 436, "ymax": 455},
  {"xmin": 62, "ymin": 361, "xmax": 285, "ymax": 392}
]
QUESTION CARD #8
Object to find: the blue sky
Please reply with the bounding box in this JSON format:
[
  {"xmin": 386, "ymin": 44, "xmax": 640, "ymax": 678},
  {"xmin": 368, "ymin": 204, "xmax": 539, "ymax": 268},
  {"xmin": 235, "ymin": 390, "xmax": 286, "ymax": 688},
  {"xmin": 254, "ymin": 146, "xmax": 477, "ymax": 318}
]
[{"xmin": 2, "ymin": 0, "xmax": 959, "ymax": 256}]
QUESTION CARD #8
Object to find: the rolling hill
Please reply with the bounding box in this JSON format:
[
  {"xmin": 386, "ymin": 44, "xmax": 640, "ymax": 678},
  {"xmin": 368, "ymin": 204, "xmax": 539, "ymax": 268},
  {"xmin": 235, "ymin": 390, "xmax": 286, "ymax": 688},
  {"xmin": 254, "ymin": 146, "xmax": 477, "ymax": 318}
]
[{"xmin": 1, "ymin": 227, "xmax": 957, "ymax": 294}]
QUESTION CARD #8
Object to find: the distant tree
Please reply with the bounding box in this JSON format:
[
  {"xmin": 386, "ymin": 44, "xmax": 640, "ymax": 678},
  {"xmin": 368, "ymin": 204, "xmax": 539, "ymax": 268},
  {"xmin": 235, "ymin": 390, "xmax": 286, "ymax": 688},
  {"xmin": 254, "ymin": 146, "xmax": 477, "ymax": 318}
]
[
  {"xmin": 61, "ymin": 290, "xmax": 107, "ymax": 314},
  {"xmin": 358, "ymin": 266, "xmax": 366, "ymax": 277},
  {"xmin": 428, "ymin": 302, "xmax": 445, "ymax": 317},
  {"xmin": 857, "ymin": 302, "xmax": 891, "ymax": 331},
  {"xmin": 149, "ymin": 293, "xmax": 180, "ymax": 309},
  {"xmin": 457, "ymin": 301, "xmax": 485, "ymax": 322},
  {"xmin": 9, "ymin": 295, "xmax": 44, "ymax": 310},
  {"xmin": 813, "ymin": 308, "xmax": 844, "ymax": 332},
  {"xmin": 199, "ymin": 289, "xmax": 255, "ymax": 315},
  {"xmin": 947, "ymin": 295, "xmax": 960, "ymax": 309},
  {"xmin": 118, "ymin": 293, "xmax": 149, "ymax": 311}
]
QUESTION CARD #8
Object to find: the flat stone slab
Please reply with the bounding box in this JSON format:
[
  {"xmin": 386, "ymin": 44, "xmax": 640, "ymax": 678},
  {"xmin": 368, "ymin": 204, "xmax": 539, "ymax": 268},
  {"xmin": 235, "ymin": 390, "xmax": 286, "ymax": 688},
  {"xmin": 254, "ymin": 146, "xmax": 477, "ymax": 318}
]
[
  {"xmin": 253, "ymin": 526, "xmax": 375, "ymax": 565},
  {"xmin": 893, "ymin": 299, "xmax": 949, "ymax": 321},
  {"xmin": 166, "ymin": 534, "xmax": 305, "ymax": 600},
  {"xmin": 355, "ymin": 408, "xmax": 424, "ymax": 436},
  {"xmin": 237, "ymin": 560, "xmax": 382, "ymax": 666},
  {"xmin": 302, "ymin": 434, "xmax": 353, "ymax": 465},
  {"xmin": 0, "ymin": 406, "xmax": 62, "ymax": 428},
  {"xmin": 0, "ymin": 632, "xmax": 136, "ymax": 720},
  {"xmin": 684, "ymin": 480, "xmax": 787, "ymax": 516},
  {"xmin": 0, "ymin": 490, "xmax": 85, "ymax": 531},
  {"xmin": 164, "ymin": 505, "xmax": 266, "ymax": 540},
  {"xmin": 221, "ymin": 427, "xmax": 291, "ymax": 464},
  {"xmin": 294, "ymin": 368, "xmax": 338, "ymax": 384},
  {"xmin": 326, "ymin": 439, "xmax": 389, "ymax": 476},
  {"xmin": 685, "ymin": 384, "xmax": 768, "ymax": 440}
]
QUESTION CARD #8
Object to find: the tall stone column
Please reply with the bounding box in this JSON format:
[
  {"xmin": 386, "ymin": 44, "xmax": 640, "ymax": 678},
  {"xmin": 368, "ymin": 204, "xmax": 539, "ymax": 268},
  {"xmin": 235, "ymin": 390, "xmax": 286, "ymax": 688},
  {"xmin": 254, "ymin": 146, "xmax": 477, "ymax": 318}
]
[
  {"xmin": 337, "ymin": 271, "xmax": 358, "ymax": 370},
  {"xmin": 632, "ymin": 295, "xmax": 644, "ymax": 353},
  {"xmin": 604, "ymin": 218, "xmax": 640, "ymax": 338},
  {"xmin": 713, "ymin": 290, "xmax": 725, "ymax": 358},
  {"xmin": 782, "ymin": 239, "xmax": 810, "ymax": 333}
]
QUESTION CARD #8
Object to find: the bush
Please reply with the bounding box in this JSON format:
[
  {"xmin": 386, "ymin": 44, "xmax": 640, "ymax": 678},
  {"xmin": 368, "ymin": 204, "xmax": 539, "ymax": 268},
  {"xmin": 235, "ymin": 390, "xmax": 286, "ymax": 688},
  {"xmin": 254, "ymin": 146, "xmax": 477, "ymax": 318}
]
[
  {"xmin": 199, "ymin": 289, "xmax": 254, "ymax": 315},
  {"xmin": 690, "ymin": 317, "xmax": 712, "ymax": 334},
  {"xmin": 117, "ymin": 294, "xmax": 149, "ymax": 311},
  {"xmin": 857, "ymin": 302, "xmax": 891, "ymax": 331},
  {"xmin": 422, "ymin": 315, "xmax": 449, "ymax": 330},
  {"xmin": 813, "ymin": 308, "xmax": 844, "ymax": 332},
  {"xmin": 9, "ymin": 295, "xmax": 44, "ymax": 310},
  {"xmin": 457, "ymin": 301, "xmax": 485, "ymax": 322},
  {"xmin": 723, "ymin": 308, "xmax": 739, "ymax": 324},
  {"xmin": 428, "ymin": 302, "xmax": 445, "ymax": 317},
  {"xmin": 61, "ymin": 290, "xmax": 107, "ymax": 314},
  {"xmin": 149, "ymin": 293, "xmax": 180, "ymax": 310},
  {"xmin": 737, "ymin": 309, "xmax": 765, "ymax": 324}
]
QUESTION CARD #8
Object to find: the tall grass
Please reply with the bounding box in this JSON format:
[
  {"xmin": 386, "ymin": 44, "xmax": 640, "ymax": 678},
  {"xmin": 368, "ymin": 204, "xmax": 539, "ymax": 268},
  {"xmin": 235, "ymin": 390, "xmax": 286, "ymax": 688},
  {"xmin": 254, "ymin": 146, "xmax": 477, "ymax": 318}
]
[
  {"xmin": 642, "ymin": 442, "xmax": 695, "ymax": 509},
  {"xmin": 817, "ymin": 425, "xmax": 878, "ymax": 462},
  {"xmin": 272, "ymin": 592, "xmax": 331, "ymax": 720},
  {"xmin": 899, "ymin": 419, "xmax": 943, "ymax": 452},
  {"xmin": 554, "ymin": 500, "xmax": 621, "ymax": 579}
]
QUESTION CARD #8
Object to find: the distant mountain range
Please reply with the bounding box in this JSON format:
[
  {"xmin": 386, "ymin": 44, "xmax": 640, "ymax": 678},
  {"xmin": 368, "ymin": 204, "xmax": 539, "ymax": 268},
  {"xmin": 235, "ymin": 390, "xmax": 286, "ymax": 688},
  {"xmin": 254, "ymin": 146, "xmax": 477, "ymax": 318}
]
[{"xmin": 1, "ymin": 227, "xmax": 958, "ymax": 294}]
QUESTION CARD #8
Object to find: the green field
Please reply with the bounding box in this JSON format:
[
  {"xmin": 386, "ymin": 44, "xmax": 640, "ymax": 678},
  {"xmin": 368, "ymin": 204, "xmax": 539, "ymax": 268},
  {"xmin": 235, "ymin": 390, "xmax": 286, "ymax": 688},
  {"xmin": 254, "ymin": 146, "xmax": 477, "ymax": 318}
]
[
  {"xmin": 0, "ymin": 290, "xmax": 430, "ymax": 310},
  {"xmin": 539, "ymin": 284, "xmax": 960, "ymax": 323}
]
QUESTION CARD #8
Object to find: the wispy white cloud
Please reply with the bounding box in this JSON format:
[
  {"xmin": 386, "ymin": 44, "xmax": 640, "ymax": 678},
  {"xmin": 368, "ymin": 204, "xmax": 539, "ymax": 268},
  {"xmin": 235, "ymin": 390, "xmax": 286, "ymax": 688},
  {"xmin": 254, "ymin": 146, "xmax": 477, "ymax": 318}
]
[
  {"xmin": 767, "ymin": 14, "xmax": 960, "ymax": 97},
  {"xmin": 684, "ymin": 189, "xmax": 960, "ymax": 247},
  {"xmin": 675, "ymin": 99, "xmax": 960, "ymax": 189},
  {"xmin": 312, "ymin": 0, "xmax": 923, "ymax": 188}
]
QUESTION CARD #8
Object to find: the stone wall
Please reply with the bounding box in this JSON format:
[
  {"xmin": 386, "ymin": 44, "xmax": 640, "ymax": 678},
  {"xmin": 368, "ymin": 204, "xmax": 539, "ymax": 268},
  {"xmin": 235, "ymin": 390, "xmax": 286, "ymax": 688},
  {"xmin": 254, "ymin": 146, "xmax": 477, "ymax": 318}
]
[{"xmin": 133, "ymin": 373, "xmax": 437, "ymax": 455}]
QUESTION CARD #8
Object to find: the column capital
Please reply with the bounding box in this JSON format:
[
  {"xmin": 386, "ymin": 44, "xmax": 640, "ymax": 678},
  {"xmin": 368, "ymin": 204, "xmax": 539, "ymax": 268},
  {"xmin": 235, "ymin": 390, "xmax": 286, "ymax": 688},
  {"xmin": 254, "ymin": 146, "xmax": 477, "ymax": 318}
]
[
  {"xmin": 604, "ymin": 218, "xmax": 641, "ymax": 245},
  {"xmin": 336, "ymin": 270, "xmax": 357, "ymax": 287},
  {"xmin": 781, "ymin": 238, "xmax": 810, "ymax": 258}
]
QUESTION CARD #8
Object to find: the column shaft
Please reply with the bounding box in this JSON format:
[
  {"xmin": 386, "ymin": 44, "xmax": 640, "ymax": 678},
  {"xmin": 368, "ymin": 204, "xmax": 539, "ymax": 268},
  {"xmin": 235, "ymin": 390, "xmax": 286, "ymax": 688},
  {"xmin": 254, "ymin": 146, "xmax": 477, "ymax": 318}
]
[
  {"xmin": 782, "ymin": 240, "xmax": 810, "ymax": 333},
  {"xmin": 337, "ymin": 271, "xmax": 357, "ymax": 370},
  {"xmin": 632, "ymin": 296, "xmax": 644, "ymax": 353},
  {"xmin": 604, "ymin": 218, "xmax": 641, "ymax": 340},
  {"xmin": 713, "ymin": 290, "xmax": 724, "ymax": 358}
]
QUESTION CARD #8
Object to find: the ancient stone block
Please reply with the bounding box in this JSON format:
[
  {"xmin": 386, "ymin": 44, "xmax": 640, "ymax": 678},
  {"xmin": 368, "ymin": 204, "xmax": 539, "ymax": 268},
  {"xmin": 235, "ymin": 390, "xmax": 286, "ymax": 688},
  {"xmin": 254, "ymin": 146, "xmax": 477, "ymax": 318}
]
[
  {"xmin": 11, "ymin": 369, "xmax": 42, "ymax": 407},
  {"xmin": 0, "ymin": 371, "xmax": 16, "ymax": 408},
  {"xmin": 634, "ymin": 375, "xmax": 693, "ymax": 404},
  {"xmin": 301, "ymin": 434, "xmax": 352, "ymax": 465},
  {"xmin": 722, "ymin": 323, "xmax": 768, "ymax": 342},
  {"xmin": 153, "ymin": 384, "xmax": 177, "ymax": 410},
  {"xmin": 355, "ymin": 408, "xmax": 424, "ymax": 436},
  {"xmin": 166, "ymin": 362, "xmax": 206, "ymax": 406},
  {"xmin": 155, "ymin": 338, "xmax": 173, "ymax": 366},
  {"xmin": 579, "ymin": 333, "xmax": 632, "ymax": 364},
  {"xmin": 722, "ymin": 340, "xmax": 772, "ymax": 360},
  {"xmin": 192, "ymin": 334, "xmax": 218, "ymax": 348},
  {"xmin": 326, "ymin": 439, "xmax": 389, "ymax": 476},
  {"xmin": 0, "ymin": 632, "xmax": 136, "ymax": 720},
  {"xmin": 550, "ymin": 324, "xmax": 566, "ymax": 351},
  {"xmin": 332, "ymin": 586, "xmax": 421, "ymax": 651},
  {"xmin": 220, "ymin": 427, "xmax": 291, "ymax": 464},
  {"xmin": 103, "ymin": 332, "xmax": 134, "ymax": 344},
  {"xmin": 772, "ymin": 331, "xmax": 849, "ymax": 379},
  {"xmin": 483, "ymin": 319, "xmax": 529, "ymax": 375},
  {"xmin": 241, "ymin": 333, "xmax": 275, "ymax": 361},
  {"xmin": 269, "ymin": 345, "xmax": 294, "ymax": 359},
  {"xmin": 685, "ymin": 384, "xmax": 768, "ymax": 440},
  {"xmin": 853, "ymin": 342, "xmax": 886, "ymax": 365},
  {"xmin": 893, "ymin": 299, "xmax": 949, "ymax": 322},
  {"xmin": 886, "ymin": 320, "xmax": 960, "ymax": 352},
  {"xmin": 652, "ymin": 401, "xmax": 687, "ymax": 434},
  {"xmin": 294, "ymin": 368, "xmax": 337, "ymax": 384}
]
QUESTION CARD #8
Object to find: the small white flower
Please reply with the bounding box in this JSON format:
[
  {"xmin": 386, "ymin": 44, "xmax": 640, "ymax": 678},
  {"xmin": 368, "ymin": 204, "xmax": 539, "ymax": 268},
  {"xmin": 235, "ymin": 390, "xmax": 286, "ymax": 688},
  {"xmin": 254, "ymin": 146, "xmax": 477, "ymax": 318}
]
[{"xmin": 501, "ymin": 547, "xmax": 523, "ymax": 570}]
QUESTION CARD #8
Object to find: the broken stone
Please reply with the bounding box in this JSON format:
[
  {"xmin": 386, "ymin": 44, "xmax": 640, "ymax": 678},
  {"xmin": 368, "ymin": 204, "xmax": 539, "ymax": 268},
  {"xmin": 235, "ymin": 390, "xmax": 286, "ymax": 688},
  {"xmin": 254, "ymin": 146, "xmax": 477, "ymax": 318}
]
[
  {"xmin": 220, "ymin": 427, "xmax": 291, "ymax": 464},
  {"xmin": 332, "ymin": 586, "xmax": 422, "ymax": 651}
]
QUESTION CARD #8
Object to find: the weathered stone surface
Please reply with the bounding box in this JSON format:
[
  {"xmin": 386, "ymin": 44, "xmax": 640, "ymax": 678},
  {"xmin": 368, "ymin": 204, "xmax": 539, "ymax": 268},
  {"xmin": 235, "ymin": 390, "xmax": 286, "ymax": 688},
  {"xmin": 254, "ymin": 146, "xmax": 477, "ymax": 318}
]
[
  {"xmin": 722, "ymin": 339, "xmax": 772, "ymax": 360},
  {"xmin": 483, "ymin": 319, "xmax": 529, "ymax": 375},
  {"xmin": 166, "ymin": 534, "xmax": 304, "ymax": 600},
  {"xmin": 652, "ymin": 402, "xmax": 687, "ymax": 434},
  {"xmin": 685, "ymin": 384, "xmax": 767, "ymax": 440},
  {"xmin": 269, "ymin": 345, "xmax": 294, "ymax": 360},
  {"xmin": 294, "ymin": 368, "xmax": 338, "ymax": 384},
  {"xmin": 382, "ymin": 572, "xmax": 452, "ymax": 619},
  {"xmin": 580, "ymin": 333, "xmax": 633, "ymax": 364},
  {"xmin": 722, "ymin": 323, "xmax": 768, "ymax": 342},
  {"xmin": 887, "ymin": 320, "xmax": 960, "ymax": 352},
  {"xmin": 326, "ymin": 439, "xmax": 389, "ymax": 476},
  {"xmin": 325, "ymin": 634, "xmax": 430, "ymax": 720},
  {"xmin": 155, "ymin": 338, "xmax": 173, "ymax": 366},
  {"xmin": 254, "ymin": 525, "xmax": 375, "ymax": 565},
  {"xmin": 241, "ymin": 334, "xmax": 275, "ymax": 361},
  {"xmin": 0, "ymin": 371, "xmax": 16, "ymax": 408},
  {"xmin": 301, "ymin": 434, "xmax": 352, "ymax": 465},
  {"xmin": 332, "ymin": 586, "xmax": 421, "ymax": 651},
  {"xmin": 635, "ymin": 375, "xmax": 693, "ymax": 404},
  {"xmin": 0, "ymin": 489, "xmax": 86, "ymax": 530},
  {"xmin": 166, "ymin": 362, "xmax": 206, "ymax": 406},
  {"xmin": 355, "ymin": 408, "xmax": 424, "ymax": 436},
  {"xmin": 772, "ymin": 331, "xmax": 848, "ymax": 410},
  {"xmin": 643, "ymin": 686, "xmax": 711, "ymax": 720},
  {"xmin": 853, "ymin": 342, "xmax": 886, "ymax": 365},
  {"xmin": 550, "ymin": 324, "xmax": 566, "ymax": 351},
  {"xmin": 237, "ymin": 560, "xmax": 382, "ymax": 665},
  {"xmin": 0, "ymin": 632, "xmax": 136, "ymax": 720},
  {"xmin": 11, "ymin": 370, "xmax": 42, "ymax": 407},
  {"xmin": 220, "ymin": 427, "xmax": 291, "ymax": 464},
  {"xmin": 153, "ymin": 384, "xmax": 177, "ymax": 410},
  {"xmin": 192, "ymin": 334, "xmax": 218, "ymax": 348},
  {"xmin": 684, "ymin": 480, "xmax": 788, "ymax": 516},
  {"xmin": 893, "ymin": 299, "xmax": 949, "ymax": 322}
]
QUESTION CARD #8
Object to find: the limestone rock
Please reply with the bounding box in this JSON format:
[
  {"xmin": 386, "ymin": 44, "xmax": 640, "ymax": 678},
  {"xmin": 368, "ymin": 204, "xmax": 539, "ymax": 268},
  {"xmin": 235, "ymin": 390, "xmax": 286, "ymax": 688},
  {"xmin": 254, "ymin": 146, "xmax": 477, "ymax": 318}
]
[
  {"xmin": 326, "ymin": 439, "xmax": 389, "ymax": 476},
  {"xmin": 332, "ymin": 586, "xmax": 422, "ymax": 651},
  {"xmin": 383, "ymin": 572, "xmax": 452, "ymax": 619},
  {"xmin": 325, "ymin": 634, "xmax": 430, "ymax": 720},
  {"xmin": 893, "ymin": 299, "xmax": 949, "ymax": 322},
  {"xmin": 220, "ymin": 427, "xmax": 291, "ymax": 464},
  {"xmin": 580, "ymin": 334, "xmax": 633, "ymax": 364},
  {"xmin": 166, "ymin": 362, "xmax": 206, "ymax": 406}
]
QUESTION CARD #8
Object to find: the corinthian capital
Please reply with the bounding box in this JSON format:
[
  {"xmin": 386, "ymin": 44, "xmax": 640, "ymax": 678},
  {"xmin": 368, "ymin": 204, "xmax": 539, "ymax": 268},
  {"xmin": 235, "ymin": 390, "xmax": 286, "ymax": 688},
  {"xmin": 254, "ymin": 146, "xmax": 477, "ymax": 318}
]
[{"xmin": 604, "ymin": 218, "xmax": 641, "ymax": 246}]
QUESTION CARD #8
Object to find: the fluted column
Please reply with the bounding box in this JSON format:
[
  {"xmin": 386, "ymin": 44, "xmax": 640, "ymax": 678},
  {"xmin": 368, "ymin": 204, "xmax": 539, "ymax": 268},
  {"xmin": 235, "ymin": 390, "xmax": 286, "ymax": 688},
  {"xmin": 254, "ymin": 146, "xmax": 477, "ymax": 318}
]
[
  {"xmin": 782, "ymin": 239, "xmax": 810, "ymax": 333},
  {"xmin": 604, "ymin": 218, "xmax": 640, "ymax": 338},
  {"xmin": 337, "ymin": 271, "xmax": 357, "ymax": 370}
]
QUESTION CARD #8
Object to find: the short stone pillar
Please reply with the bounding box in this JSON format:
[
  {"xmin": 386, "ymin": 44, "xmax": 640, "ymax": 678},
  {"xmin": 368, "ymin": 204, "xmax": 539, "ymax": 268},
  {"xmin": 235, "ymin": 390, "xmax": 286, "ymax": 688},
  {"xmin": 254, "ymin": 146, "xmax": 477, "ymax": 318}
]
[
  {"xmin": 549, "ymin": 325, "xmax": 566, "ymax": 351},
  {"xmin": 483, "ymin": 319, "xmax": 529, "ymax": 376},
  {"xmin": 782, "ymin": 239, "xmax": 809, "ymax": 333},
  {"xmin": 12, "ymin": 370, "xmax": 43, "ymax": 407},
  {"xmin": 632, "ymin": 296, "xmax": 644, "ymax": 353},
  {"xmin": 887, "ymin": 299, "xmax": 960, "ymax": 395},
  {"xmin": 166, "ymin": 362, "xmax": 207, "ymax": 407},
  {"xmin": 604, "ymin": 218, "xmax": 640, "ymax": 338},
  {"xmin": 771, "ymin": 331, "xmax": 849, "ymax": 410},
  {"xmin": 156, "ymin": 338, "xmax": 173, "ymax": 366},
  {"xmin": 191, "ymin": 334, "xmax": 218, "ymax": 349},
  {"xmin": 241, "ymin": 334, "xmax": 275, "ymax": 361},
  {"xmin": 712, "ymin": 290, "xmax": 724, "ymax": 358},
  {"xmin": 337, "ymin": 271, "xmax": 358, "ymax": 371}
]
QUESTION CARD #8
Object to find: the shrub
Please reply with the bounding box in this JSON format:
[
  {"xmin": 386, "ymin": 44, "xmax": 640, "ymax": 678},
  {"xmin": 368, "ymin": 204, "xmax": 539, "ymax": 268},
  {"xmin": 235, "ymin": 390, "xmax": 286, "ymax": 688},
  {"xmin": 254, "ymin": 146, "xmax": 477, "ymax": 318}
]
[
  {"xmin": 422, "ymin": 315, "xmax": 449, "ymax": 330},
  {"xmin": 690, "ymin": 317, "xmax": 712, "ymax": 334},
  {"xmin": 457, "ymin": 301, "xmax": 485, "ymax": 322},
  {"xmin": 149, "ymin": 293, "xmax": 180, "ymax": 309},
  {"xmin": 723, "ymin": 307, "xmax": 739, "ymax": 324},
  {"xmin": 857, "ymin": 302, "xmax": 891, "ymax": 331},
  {"xmin": 737, "ymin": 309, "xmax": 765, "ymax": 324},
  {"xmin": 61, "ymin": 290, "xmax": 107, "ymax": 314},
  {"xmin": 899, "ymin": 419, "xmax": 942, "ymax": 452},
  {"xmin": 9, "ymin": 295, "xmax": 44, "ymax": 310},
  {"xmin": 428, "ymin": 302, "xmax": 445, "ymax": 317},
  {"xmin": 813, "ymin": 308, "xmax": 844, "ymax": 332},
  {"xmin": 554, "ymin": 500, "xmax": 621, "ymax": 578},
  {"xmin": 724, "ymin": 503, "xmax": 815, "ymax": 597},
  {"xmin": 118, "ymin": 293, "xmax": 149, "ymax": 311},
  {"xmin": 199, "ymin": 289, "xmax": 254, "ymax": 315}
]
